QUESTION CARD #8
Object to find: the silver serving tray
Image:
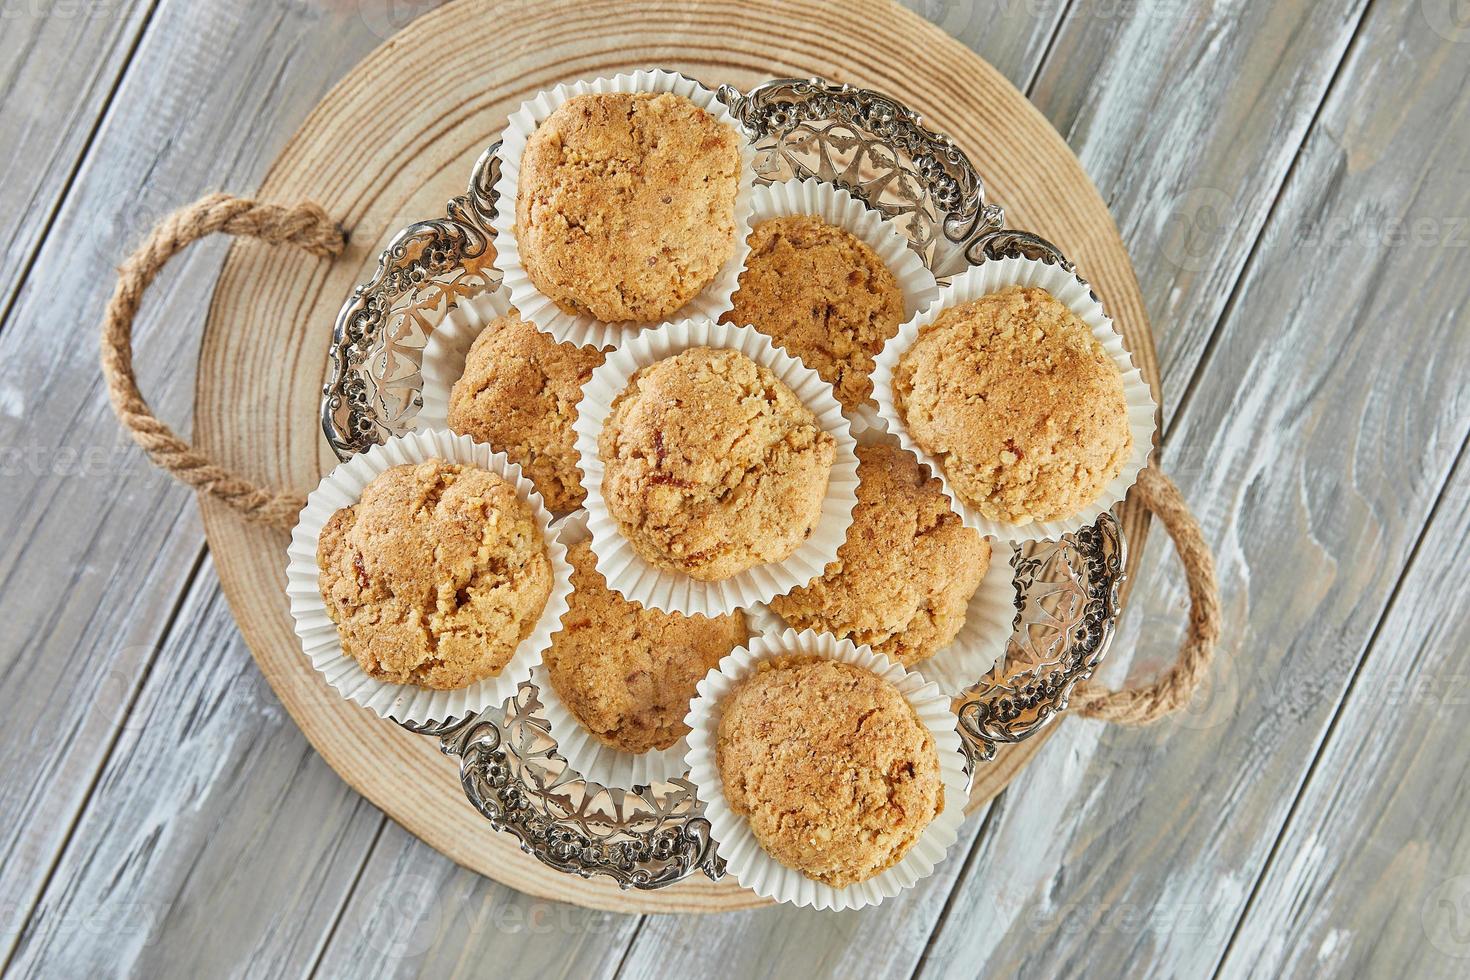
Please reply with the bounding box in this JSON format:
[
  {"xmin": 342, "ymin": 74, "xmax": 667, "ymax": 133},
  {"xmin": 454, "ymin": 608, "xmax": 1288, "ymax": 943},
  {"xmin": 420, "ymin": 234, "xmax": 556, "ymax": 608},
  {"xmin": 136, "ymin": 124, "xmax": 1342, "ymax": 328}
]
[{"xmin": 320, "ymin": 76, "xmax": 1125, "ymax": 890}]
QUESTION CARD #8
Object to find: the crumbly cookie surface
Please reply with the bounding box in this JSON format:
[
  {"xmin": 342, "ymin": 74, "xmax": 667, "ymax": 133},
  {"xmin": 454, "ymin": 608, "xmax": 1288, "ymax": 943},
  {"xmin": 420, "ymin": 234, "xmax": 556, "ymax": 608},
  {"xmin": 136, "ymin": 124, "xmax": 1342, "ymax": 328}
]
[
  {"xmin": 446, "ymin": 311, "xmax": 605, "ymax": 512},
  {"xmin": 545, "ymin": 540, "xmax": 748, "ymax": 754},
  {"xmin": 722, "ymin": 215, "xmax": 904, "ymax": 410},
  {"xmin": 716, "ymin": 658, "xmax": 943, "ymax": 887},
  {"xmin": 769, "ymin": 444, "xmax": 989, "ymax": 666},
  {"xmin": 516, "ymin": 92, "xmax": 741, "ymax": 322},
  {"xmin": 316, "ymin": 460, "xmax": 552, "ymax": 690},
  {"xmin": 598, "ymin": 347, "xmax": 836, "ymax": 581},
  {"xmin": 893, "ymin": 285, "xmax": 1132, "ymax": 524}
]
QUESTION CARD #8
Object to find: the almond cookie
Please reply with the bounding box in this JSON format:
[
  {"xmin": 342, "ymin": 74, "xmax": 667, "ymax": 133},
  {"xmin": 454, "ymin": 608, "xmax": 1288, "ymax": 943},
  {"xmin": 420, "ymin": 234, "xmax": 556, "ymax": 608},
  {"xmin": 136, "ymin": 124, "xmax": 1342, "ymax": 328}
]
[
  {"xmin": 446, "ymin": 311, "xmax": 604, "ymax": 512},
  {"xmin": 722, "ymin": 215, "xmax": 904, "ymax": 410},
  {"xmin": 716, "ymin": 657, "xmax": 943, "ymax": 887},
  {"xmin": 769, "ymin": 444, "xmax": 988, "ymax": 665},
  {"xmin": 516, "ymin": 91, "xmax": 741, "ymax": 322},
  {"xmin": 893, "ymin": 285, "xmax": 1132, "ymax": 524},
  {"xmin": 316, "ymin": 460, "xmax": 552, "ymax": 689},
  {"xmin": 598, "ymin": 347, "xmax": 836, "ymax": 581},
  {"xmin": 545, "ymin": 540, "xmax": 748, "ymax": 754}
]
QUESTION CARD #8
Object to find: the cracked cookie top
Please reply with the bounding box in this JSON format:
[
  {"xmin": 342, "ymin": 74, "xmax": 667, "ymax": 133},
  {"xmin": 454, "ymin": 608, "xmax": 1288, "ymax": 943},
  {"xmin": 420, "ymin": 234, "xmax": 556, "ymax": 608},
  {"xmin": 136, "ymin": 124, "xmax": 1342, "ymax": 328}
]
[
  {"xmin": 544, "ymin": 540, "xmax": 749, "ymax": 754},
  {"xmin": 716, "ymin": 657, "xmax": 943, "ymax": 887},
  {"xmin": 722, "ymin": 215, "xmax": 905, "ymax": 410},
  {"xmin": 769, "ymin": 444, "xmax": 989, "ymax": 666},
  {"xmin": 893, "ymin": 285, "xmax": 1132, "ymax": 525},
  {"xmin": 316, "ymin": 460, "xmax": 552, "ymax": 690},
  {"xmin": 597, "ymin": 347, "xmax": 836, "ymax": 581},
  {"xmin": 516, "ymin": 91, "xmax": 741, "ymax": 322},
  {"xmin": 447, "ymin": 310, "xmax": 605, "ymax": 513}
]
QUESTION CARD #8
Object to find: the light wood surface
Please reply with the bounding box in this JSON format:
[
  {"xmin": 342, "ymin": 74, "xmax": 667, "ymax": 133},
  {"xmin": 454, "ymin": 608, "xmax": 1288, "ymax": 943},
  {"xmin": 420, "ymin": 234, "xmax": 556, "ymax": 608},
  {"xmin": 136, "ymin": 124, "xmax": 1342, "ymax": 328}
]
[
  {"xmin": 2, "ymin": 0, "xmax": 1467, "ymax": 973},
  {"xmin": 189, "ymin": 0, "xmax": 1157, "ymax": 913}
]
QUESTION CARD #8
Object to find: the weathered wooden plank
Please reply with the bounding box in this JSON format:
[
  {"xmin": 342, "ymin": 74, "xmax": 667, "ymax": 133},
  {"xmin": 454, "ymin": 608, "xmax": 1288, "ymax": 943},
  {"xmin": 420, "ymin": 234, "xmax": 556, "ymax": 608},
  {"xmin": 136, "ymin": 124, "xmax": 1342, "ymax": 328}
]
[
  {"xmin": 4, "ymin": 561, "xmax": 384, "ymax": 977},
  {"xmin": 1222, "ymin": 447, "xmax": 1470, "ymax": 977},
  {"xmin": 309, "ymin": 822, "xmax": 641, "ymax": 980},
  {"xmin": 0, "ymin": 0, "xmax": 153, "ymax": 321},
  {"xmin": 914, "ymin": 0, "xmax": 1470, "ymax": 974},
  {"xmin": 1029, "ymin": 0, "xmax": 1369, "ymax": 415},
  {"xmin": 0, "ymin": 0, "xmax": 408, "ymax": 965},
  {"xmin": 897, "ymin": 0, "xmax": 1070, "ymax": 90}
]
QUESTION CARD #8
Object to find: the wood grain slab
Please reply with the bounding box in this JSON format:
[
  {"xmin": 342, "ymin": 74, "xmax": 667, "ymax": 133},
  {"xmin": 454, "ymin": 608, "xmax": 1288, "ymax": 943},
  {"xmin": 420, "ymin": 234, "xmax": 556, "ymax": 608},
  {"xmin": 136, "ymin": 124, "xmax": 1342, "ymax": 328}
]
[{"xmin": 193, "ymin": 0, "xmax": 1161, "ymax": 913}]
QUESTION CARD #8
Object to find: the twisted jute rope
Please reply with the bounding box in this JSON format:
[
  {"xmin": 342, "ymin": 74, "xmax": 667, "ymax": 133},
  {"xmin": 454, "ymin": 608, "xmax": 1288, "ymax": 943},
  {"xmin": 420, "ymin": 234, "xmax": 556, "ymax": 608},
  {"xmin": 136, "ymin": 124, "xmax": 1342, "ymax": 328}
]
[
  {"xmin": 101, "ymin": 193, "xmax": 345, "ymax": 528},
  {"xmin": 100, "ymin": 192, "xmax": 1218, "ymax": 726}
]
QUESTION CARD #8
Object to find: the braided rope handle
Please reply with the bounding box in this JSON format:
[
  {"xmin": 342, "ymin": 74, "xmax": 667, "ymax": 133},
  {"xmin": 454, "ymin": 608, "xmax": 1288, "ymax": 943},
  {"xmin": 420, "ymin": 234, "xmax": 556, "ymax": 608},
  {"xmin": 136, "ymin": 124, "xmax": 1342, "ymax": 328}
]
[{"xmin": 100, "ymin": 193, "xmax": 1218, "ymax": 726}]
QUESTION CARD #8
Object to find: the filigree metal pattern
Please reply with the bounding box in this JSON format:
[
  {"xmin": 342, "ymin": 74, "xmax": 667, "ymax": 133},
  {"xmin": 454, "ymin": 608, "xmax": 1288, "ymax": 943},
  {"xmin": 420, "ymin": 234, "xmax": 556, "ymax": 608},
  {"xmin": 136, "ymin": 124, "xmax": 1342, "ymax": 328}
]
[{"xmin": 319, "ymin": 76, "xmax": 1128, "ymax": 890}]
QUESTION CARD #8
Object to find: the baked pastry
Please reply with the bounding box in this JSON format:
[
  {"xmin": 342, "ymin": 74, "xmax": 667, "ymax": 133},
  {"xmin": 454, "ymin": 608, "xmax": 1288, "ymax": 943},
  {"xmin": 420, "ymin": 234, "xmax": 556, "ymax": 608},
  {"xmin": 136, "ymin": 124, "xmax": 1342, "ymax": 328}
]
[
  {"xmin": 722, "ymin": 214, "xmax": 904, "ymax": 410},
  {"xmin": 545, "ymin": 540, "xmax": 748, "ymax": 754},
  {"xmin": 716, "ymin": 657, "xmax": 943, "ymax": 886},
  {"xmin": 769, "ymin": 444, "xmax": 988, "ymax": 665},
  {"xmin": 598, "ymin": 347, "xmax": 836, "ymax": 581},
  {"xmin": 893, "ymin": 285, "xmax": 1131, "ymax": 524},
  {"xmin": 516, "ymin": 91, "xmax": 741, "ymax": 322},
  {"xmin": 446, "ymin": 310, "xmax": 604, "ymax": 512},
  {"xmin": 316, "ymin": 460, "xmax": 552, "ymax": 689}
]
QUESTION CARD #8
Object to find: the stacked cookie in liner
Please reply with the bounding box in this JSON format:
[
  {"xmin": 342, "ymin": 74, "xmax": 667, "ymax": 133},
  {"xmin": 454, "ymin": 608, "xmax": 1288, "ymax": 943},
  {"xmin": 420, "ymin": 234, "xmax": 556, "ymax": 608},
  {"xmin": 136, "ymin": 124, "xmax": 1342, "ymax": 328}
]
[{"xmin": 286, "ymin": 70, "xmax": 1154, "ymax": 909}]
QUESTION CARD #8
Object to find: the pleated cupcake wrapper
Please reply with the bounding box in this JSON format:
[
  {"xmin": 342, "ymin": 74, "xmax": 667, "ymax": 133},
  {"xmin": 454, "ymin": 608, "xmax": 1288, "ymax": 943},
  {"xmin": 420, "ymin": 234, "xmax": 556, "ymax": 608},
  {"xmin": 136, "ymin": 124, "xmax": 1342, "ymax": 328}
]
[
  {"xmin": 285, "ymin": 429, "xmax": 572, "ymax": 724},
  {"xmin": 683, "ymin": 628, "xmax": 969, "ymax": 911},
  {"xmin": 743, "ymin": 420, "xmax": 1012, "ymax": 695},
  {"xmin": 745, "ymin": 177, "xmax": 940, "ymax": 320},
  {"xmin": 416, "ymin": 287, "xmax": 516, "ymax": 432},
  {"xmin": 493, "ymin": 69, "xmax": 758, "ymax": 350},
  {"xmin": 533, "ymin": 510, "xmax": 695, "ymax": 789},
  {"xmin": 871, "ymin": 255, "xmax": 1158, "ymax": 543},
  {"xmin": 573, "ymin": 318, "xmax": 860, "ymax": 617}
]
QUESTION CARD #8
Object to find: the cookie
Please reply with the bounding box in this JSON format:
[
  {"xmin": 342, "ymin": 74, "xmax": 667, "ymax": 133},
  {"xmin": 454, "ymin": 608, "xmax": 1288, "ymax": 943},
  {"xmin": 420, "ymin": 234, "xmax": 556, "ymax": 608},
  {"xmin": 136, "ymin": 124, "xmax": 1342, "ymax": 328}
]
[
  {"xmin": 716, "ymin": 657, "xmax": 943, "ymax": 887},
  {"xmin": 446, "ymin": 311, "xmax": 604, "ymax": 512},
  {"xmin": 598, "ymin": 347, "xmax": 835, "ymax": 581},
  {"xmin": 893, "ymin": 285, "xmax": 1132, "ymax": 524},
  {"xmin": 316, "ymin": 460, "xmax": 552, "ymax": 689},
  {"xmin": 769, "ymin": 444, "xmax": 989, "ymax": 665},
  {"xmin": 516, "ymin": 91, "xmax": 741, "ymax": 322},
  {"xmin": 722, "ymin": 214, "xmax": 904, "ymax": 410}
]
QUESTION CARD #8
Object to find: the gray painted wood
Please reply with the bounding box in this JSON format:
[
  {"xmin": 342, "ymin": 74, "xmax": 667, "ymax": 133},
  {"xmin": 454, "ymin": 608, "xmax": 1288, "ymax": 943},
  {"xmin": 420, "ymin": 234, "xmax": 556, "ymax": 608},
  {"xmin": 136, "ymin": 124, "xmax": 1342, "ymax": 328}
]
[
  {"xmin": 0, "ymin": 0, "xmax": 1466, "ymax": 976},
  {"xmin": 914, "ymin": 0, "xmax": 1470, "ymax": 975}
]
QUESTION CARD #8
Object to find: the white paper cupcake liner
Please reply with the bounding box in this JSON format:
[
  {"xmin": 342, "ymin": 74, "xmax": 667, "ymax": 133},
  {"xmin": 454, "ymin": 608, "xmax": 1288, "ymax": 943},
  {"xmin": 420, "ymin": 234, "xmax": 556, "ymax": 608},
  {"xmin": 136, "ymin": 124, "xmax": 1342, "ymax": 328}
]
[
  {"xmin": 745, "ymin": 421, "xmax": 1014, "ymax": 695},
  {"xmin": 416, "ymin": 287, "xmax": 516, "ymax": 432},
  {"xmin": 285, "ymin": 429, "xmax": 573, "ymax": 724},
  {"xmin": 684, "ymin": 628, "xmax": 969, "ymax": 910},
  {"xmin": 871, "ymin": 255, "xmax": 1157, "ymax": 543},
  {"xmin": 572, "ymin": 318, "xmax": 860, "ymax": 617},
  {"xmin": 533, "ymin": 509, "xmax": 709, "ymax": 789},
  {"xmin": 493, "ymin": 69, "xmax": 758, "ymax": 350}
]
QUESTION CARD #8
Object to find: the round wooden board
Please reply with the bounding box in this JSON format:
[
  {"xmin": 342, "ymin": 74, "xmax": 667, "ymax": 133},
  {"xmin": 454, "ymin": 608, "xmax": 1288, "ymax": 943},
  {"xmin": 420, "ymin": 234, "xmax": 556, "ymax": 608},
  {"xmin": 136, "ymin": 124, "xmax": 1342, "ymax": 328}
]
[{"xmin": 195, "ymin": 0, "xmax": 1162, "ymax": 913}]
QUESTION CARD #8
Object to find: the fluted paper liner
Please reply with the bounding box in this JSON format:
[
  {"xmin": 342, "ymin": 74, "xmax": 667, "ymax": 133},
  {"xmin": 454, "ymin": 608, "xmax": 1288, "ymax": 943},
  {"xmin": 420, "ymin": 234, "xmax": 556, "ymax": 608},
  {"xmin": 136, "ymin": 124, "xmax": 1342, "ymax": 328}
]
[
  {"xmin": 573, "ymin": 318, "xmax": 860, "ymax": 616},
  {"xmin": 743, "ymin": 420, "xmax": 1013, "ymax": 695},
  {"xmin": 285, "ymin": 429, "xmax": 572, "ymax": 723},
  {"xmin": 534, "ymin": 510, "xmax": 715, "ymax": 789},
  {"xmin": 416, "ymin": 287, "xmax": 516, "ymax": 432},
  {"xmin": 493, "ymin": 69, "xmax": 757, "ymax": 350},
  {"xmin": 871, "ymin": 255, "xmax": 1157, "ymax": 543},
  {"xmin": 683, "ymin": 629, "xmax": 969, "ymax": 910}
]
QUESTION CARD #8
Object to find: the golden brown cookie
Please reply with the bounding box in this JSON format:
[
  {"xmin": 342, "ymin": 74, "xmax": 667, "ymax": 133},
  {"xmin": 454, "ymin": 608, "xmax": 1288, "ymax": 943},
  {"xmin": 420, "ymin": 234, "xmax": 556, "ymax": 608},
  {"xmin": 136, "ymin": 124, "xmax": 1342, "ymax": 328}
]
[
  {"xmin": 545, "ymin": 540, "xmax": 748, "ymax": 754},
  {"xmin": 716, "ymin": 657, "xmax": 943, "ymax": 887},
  {"xmin": 769, "ymin": 444, "xmax": 989, "ymax": 665},
  {"xmin": 446, "ymin": 311, "xmax": 604, "ymax": 512},
  {"xmin": 516, "ymin": 92, "xmax": 741, "ymax": 322},
  {"xmin": 722, "ymin": 214, "xmax": 904, "ymax": 410},
  {"xmin": 893, "ymin": 285, "xmax": 1132, "ymax": 524},
  {"xmin": 598, "ymin": 347, "xmax": 836, "ymax": 581},
  {"xmin": 316, "ymin": 460, "xmax": 552, "ymax": 689}
]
